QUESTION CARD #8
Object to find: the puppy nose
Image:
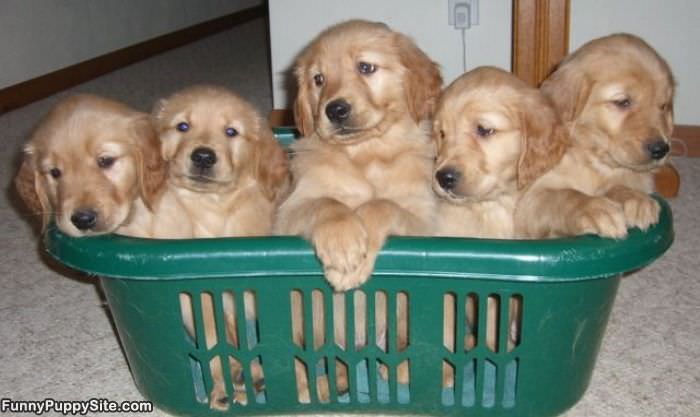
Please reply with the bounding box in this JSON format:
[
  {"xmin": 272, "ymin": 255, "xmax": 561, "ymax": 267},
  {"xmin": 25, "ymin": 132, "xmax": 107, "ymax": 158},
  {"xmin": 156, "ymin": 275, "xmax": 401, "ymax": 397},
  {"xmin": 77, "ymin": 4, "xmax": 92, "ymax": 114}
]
[
  {"xmin": 191, "ymin": 147, "xmax": 217, "ymax": 168},
  {"xmin": 646, "ymin": 139, "xmax": 670, "ymax": 160},
  {"xmin": 71, "ymin": 209, "xmax": 98, "ymax": 230},
  {"xmin": 436, "ymin": 168, "xmax": 460, "ymax": 191},
  {"xmin": 325, "ymin": 99, "xmax": 351, "ymax": 124}
]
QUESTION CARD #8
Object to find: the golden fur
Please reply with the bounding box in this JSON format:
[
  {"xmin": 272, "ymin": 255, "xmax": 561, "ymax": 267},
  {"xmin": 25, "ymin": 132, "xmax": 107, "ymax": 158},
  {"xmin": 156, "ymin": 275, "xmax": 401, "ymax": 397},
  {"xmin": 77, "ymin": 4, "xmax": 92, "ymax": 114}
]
[
  {"xmin": 14, "ymin": 94, "xmax": 164, "ymax": 237},
  {"xmin": 149, "ymin": 86, "xmax": 288, "ymax": 409},
  {"xmin": 516, "ymin": 33, "xmax": 675, "ymax": 238},
  {"xmin": 147, "ymin": 85, "xmax": 289, "ymax": 238},
  {"xmin": 433, "ymin": 67, "xmax": 567, "ymax": 238},
  {"xmin": 275, "ymin": 20, "xmax": 442, "ymax": 291},
  {"xmin": 430, "ymin": 67, "xmax": 562, "ymax": 363}
]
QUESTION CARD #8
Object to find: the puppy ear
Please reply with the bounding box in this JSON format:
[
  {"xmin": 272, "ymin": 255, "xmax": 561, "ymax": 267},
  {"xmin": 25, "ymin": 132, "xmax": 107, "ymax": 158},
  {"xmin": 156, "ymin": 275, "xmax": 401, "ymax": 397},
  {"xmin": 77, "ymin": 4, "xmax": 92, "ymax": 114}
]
[
  {"xmin": 540, "ymin": 64, "xmax": 592, "ymax": 122},
  {"xmin": 151, "ymin": 98, "xmax": 168, "ymax": 120},
  {"xmin": 396, "ymin": 33, "xmax": 443, "ymax": 123},
  {"xmin": 293, "ymin": 66, "xmax": 314, "ymax": 137},
  {"xmin": 15, "ymin": 150, "xmax": 51, "ymax": 230},
  {"xmin": 130, "ymin": 116, "xmax": 166, "ymax": 210},
  {"xmin": 517, "ymin": 96, "xmax": 569, "ymax": 189},
  {"xmin": 431, "ymin": 118, "xmax": 445, "ymax": 154},
  {"xmin": 255, "ymin": 126, "xmax": 290, "ymax": 201}
]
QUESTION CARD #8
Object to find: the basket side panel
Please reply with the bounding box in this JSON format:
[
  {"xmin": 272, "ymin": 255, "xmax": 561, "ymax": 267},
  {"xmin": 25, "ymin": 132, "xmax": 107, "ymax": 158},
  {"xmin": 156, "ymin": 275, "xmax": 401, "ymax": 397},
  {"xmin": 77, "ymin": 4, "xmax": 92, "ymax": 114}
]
[
  {"xmin": 100, "ymin": 278, "xmax": 201, "ymax": 416},
  {"xmin": 516, "ymin": 276, "xmax": 622, "ymax": 416},
  {"xmin": 100, "ymin": 273, "xmax": 621, "ymax": 417}
]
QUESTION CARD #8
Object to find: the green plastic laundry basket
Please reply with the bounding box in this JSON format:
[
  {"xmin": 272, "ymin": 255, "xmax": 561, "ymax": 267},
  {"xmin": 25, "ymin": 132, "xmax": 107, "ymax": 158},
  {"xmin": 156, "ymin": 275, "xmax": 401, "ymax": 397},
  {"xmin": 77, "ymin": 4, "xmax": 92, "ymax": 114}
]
[{"xmin": 42, "ymin": 129, "xmax": 674, "ymax": 417}]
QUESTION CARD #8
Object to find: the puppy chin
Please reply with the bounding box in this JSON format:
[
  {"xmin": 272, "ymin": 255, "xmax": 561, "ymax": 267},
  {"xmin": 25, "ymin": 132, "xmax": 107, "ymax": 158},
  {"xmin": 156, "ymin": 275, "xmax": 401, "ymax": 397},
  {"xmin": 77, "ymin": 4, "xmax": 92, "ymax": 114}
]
[
  {"xmin": 318, "ymin": 126, "xmax": 365, "ymax": 144},
  {"xmin": 317, "ymin": 117, "xmax": 384, "ymax": 144},
  {"xmin": 172, "ymin": 171, "xmax": 235, "ymax": 193},
  {"xmin": 433, "ymin": 181, "xmax": 499, "ymax": 204},
  {"xmin": 56, "ymin": 217, "xmax": 119, "ymax": 237},
  {"xmin": 432, "ymin": 182, "xmax": 473, "ymax": 204},
  {"xmin": 609, "ymin": 151, "xmax": 664, "ymax": 172}
]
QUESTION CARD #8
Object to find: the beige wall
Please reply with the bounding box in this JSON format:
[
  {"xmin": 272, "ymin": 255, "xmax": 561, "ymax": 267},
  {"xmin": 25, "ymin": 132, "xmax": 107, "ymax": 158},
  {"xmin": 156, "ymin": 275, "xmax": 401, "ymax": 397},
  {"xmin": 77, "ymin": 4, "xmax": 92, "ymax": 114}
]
[
  {"xmin": 268, "ymin": 0, "xmax": 512, "ymax": 109},
  {"xmin": 0, "ymin": 0, "xmax": 262, "ymax": 89},
  {"xmin": 570, "ymin": 0, "xmax": 700, "ymax": 125}
]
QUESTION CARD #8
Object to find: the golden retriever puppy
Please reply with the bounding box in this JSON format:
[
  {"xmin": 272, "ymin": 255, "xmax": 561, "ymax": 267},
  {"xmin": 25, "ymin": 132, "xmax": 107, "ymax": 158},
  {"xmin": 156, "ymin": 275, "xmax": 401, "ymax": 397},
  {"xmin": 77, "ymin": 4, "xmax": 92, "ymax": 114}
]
[
  {"xmin": 432, "ymin": 68, "xmax": 564, "ymax": 383},
  {"xmin": 152, "ymin": 85, "xmax": 287, "ymax": 410},
  {"xmin": 15, "ymin": 94, "xmax": 164, "ymax": 237},
  {"xmin": 516, "ymin": 33, "xmax": 674, "ymax": 238},
  {"xmin": 275, "ymin": 20, "xmax": 441, "ymax": 397},
  {"xmin": 274, "ymin": 20, "xmax": 442, "ymax": 291},
  {"xmin": 433, "ymin": 66, "xmax": 568, "ymax": 238},
  {"xmin": 150, "ymin": 85, "xmax": 289, "ymax": 238}
]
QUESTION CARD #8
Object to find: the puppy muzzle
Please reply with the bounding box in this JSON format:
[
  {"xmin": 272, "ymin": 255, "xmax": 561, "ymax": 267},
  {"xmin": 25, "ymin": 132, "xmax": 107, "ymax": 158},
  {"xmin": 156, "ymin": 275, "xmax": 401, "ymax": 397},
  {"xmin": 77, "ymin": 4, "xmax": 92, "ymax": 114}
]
[
  {"xmin": 70, "ymin": 208, "xmax": 98, "ymax": 231},
  {"xmin": 435, "ymin": 167, "xmax": 461, "ymax": 192},
  {"xmin": 646, "ymin": 139, "xmax": 670, "ymax": 161}
]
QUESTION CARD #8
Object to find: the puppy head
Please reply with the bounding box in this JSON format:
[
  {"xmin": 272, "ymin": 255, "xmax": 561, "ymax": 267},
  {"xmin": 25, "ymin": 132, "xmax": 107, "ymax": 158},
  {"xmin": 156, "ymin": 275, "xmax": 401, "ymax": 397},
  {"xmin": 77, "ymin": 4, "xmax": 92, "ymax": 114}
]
[
  {"xmin": 154, "ymin": 85, "xmax": 288, "ymax": 199},
  {"xmin": 15, "ymin": 94, "xmax": 164, "ymax": 236},
  {"xmin": 433, "ymin": 67, "xmax": 568, "ymax": 203},
  {"xmin": 294, "ymin": 20, "xmax": 442, "ymax": 142},
  {"xmin": 541, "ymin": 33, "xmax": 674, "ymax": 170}
]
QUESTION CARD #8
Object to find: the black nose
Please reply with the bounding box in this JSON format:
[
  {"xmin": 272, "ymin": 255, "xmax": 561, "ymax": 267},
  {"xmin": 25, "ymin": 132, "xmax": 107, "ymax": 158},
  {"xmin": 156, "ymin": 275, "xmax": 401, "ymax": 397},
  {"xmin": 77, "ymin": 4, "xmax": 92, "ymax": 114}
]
[
  {"xmin": 325, "ymin": 99, "xmax": 351, "ymax": 124},
  {"xmin": 646, "ymin": 140, "xmax": 670, "ymax": 160},
  {"xmin": 436, "ymin": 168, "xmax": 460, "ymax": 191},
  {"xmin": 191, "ymin": 147, "xmax": 217, "ymax": 168},
  {"xmin": 71, "ymin": 209, "xmax": 97, "ymax": 230}
]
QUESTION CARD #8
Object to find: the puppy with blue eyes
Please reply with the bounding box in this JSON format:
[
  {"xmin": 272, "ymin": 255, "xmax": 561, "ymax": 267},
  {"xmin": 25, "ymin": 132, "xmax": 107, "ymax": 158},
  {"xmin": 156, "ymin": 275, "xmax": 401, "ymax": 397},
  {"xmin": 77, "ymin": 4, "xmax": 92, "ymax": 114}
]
[
  {"xmin": 149, "ymin": 85, "xmax": 289, "ymax": 238},
  {"xmin": 150, "ymin": 85, "xmax": 288, "ymax": 410}
]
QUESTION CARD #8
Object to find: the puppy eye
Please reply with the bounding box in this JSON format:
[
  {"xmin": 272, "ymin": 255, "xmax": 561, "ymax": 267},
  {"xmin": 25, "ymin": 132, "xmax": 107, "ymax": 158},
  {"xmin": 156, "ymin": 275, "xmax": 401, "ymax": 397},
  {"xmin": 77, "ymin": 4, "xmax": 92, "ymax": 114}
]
[
  {"xmin": 49, "ymin": 168, "xmax": 62, "ymax": 179},
  {"xmin": 439, "ymin": 130, "xmax": 446, "ymax": 139},
  {"xmin": 613, "ymin": 98, "xmax": 632, "ymax": 109},
  {"xmin": 225, "ymin": 127, "xmax": 238, "ymax": 137},
  {"xmin": 358, "ymin": 62, "xmax": 377, "ymax": 75},
  {"xmin": 97, "ymin": 156, "xmax": 116, "ymax": 169},
  {"xmin": 476, "ymin": 124, "xmax": 495, "ymax": 137},
  {"xmin": 313, "ymin": 73, "xmax": 325, "ymax": 87},
  {"xmin": 176, "ymin": 122, "xmax": 190, "ymax": 132},
  {"xmin": 660, "ymin": 102, "xmax": 671, "ymax": 112}
]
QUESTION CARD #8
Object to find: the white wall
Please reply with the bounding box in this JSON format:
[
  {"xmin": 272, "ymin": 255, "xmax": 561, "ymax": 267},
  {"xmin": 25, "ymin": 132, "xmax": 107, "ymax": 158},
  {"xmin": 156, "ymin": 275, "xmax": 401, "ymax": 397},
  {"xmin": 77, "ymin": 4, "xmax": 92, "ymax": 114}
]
[
  {"xmin": 0, "ymin": 0, "xmax": 262, "ymax": 89},
  {"xmin": 269, "ymin": 0, "xmax": 512, "ymax": 109},
  {"xmin": 570, "ymin": 0, "xmax": 700, "ymax": 125}
]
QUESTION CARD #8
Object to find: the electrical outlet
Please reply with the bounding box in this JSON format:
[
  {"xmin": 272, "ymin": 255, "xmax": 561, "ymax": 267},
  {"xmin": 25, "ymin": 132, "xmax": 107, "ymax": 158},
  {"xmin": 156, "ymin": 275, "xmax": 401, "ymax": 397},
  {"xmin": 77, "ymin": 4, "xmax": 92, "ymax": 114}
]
[{"xmin": 448, "ymin": 0, "xmax": 479, "ymax": 28}]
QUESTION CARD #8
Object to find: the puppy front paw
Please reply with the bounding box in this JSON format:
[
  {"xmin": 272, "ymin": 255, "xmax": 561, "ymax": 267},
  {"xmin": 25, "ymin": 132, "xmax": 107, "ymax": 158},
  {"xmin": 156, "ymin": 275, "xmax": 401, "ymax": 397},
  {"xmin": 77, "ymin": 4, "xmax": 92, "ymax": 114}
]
[
  {"xmin": 312, "ymin": 214, "xmax": 368, "ymax": 290},
  {"xmin": 619, "ymin": 192, "xmax": 660, "ymax": 231},
  {"xmin": 326, "ymin": 249, "xmax": 378, "ymax": 291},
  {"xmin": 209, "ymin": 385, "xmax": 230, "ymax": 410},
  {"xmin": 573, "ymin": 197, "xmax": 627, "ymax": 239}
]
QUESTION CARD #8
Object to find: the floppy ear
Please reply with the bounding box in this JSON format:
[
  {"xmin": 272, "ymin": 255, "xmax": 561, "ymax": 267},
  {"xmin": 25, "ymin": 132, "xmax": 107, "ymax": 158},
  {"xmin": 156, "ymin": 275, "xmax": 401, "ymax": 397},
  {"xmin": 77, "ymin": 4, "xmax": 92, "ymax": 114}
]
[
  {"xmin": 254, "ymin": 126, "xmax": 290, "ymax": 201},
  {"xmin": 293, "ymin": 66, "xmax": 314, "ymax": 137},
  {"xmin": 395, "ymin": 33, "xmax": 443, "ymax": 123},
  {"xmin": 130, "ymin": 116, "xmax": 166, "ymax": 210},
  {"xmin": 431, "ymin": 117, "xmax": 445, "ymax": 154},
  {"xmin": 150, "ymin": 99, "xmax": 177, "ymax": 161},
  {"xmin": 15, "ymin": 153, "xmax": 51, "ymax": 230},
  {"xmin": 540, "ymin": 63, "xmax": 592, "ymax": 123},
  {"xmin": 517, "ymin": 96, "xmax": 569, "ymax": 189}
]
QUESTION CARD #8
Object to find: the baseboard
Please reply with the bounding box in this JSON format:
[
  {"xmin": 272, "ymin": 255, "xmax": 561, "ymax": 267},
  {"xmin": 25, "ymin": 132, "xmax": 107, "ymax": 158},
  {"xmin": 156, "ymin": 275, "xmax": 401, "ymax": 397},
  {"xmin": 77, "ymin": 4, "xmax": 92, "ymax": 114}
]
[
  {"xmin": 672, "ymin": 124, "xmax": 700, "ymax": 157},
  {"xmin": 0, "ymin": 5, "xmax": 266, "ymax": 114}
]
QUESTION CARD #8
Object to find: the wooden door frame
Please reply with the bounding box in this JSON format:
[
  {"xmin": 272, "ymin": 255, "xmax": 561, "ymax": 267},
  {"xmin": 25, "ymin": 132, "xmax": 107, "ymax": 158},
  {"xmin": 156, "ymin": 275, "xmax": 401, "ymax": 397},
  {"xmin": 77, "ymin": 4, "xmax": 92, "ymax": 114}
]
[{"xmin": 512, "ymin": 0, "xmax": 570, "ymax": 87}]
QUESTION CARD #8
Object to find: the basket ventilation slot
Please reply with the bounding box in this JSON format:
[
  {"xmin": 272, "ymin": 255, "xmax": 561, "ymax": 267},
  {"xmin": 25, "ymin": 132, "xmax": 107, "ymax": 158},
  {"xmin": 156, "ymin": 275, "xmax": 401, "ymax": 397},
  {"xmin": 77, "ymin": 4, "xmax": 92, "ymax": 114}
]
[
  {"xmin": 442, "ymin": 292, "xmax": 522, "ymax": 408},
  {"xmin": 289, "ymin": 289, "xmax": 411, "ymax": 404},
  {"xmin": 179, "ymin": 291, "xmax": 265, "ymax": 410}
]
